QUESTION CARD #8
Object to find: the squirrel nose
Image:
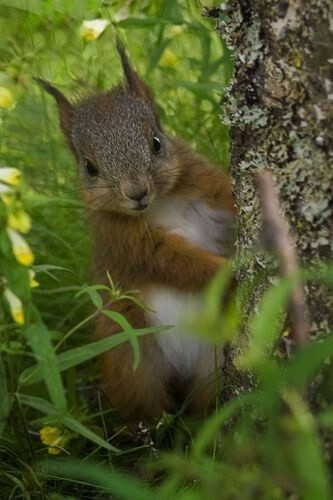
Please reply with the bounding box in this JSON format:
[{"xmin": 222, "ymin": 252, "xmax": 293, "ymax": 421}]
[{"xmin": 126, "ymin": 187, "xmax": 148, "ymax": 202}]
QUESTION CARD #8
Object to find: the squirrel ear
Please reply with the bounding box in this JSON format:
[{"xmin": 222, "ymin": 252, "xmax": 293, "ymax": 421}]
[
  {"xmin": 34, "ymin": 78, "xmax": 74, "ymax": 138},
  {"xmin": 116, "ymin": 39, "xmax": 154, "ymax": 103}
]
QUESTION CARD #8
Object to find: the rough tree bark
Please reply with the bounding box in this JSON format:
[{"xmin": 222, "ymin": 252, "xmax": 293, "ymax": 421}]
[{"xmin": 214, "ymin": 0, "xmax": 333, "ymax": 340}]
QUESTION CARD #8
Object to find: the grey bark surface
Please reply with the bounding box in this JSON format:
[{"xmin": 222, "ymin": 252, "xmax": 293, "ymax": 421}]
[{"xmin": 216, "ymin": 0, "xmax": 333, "ymax": 338}]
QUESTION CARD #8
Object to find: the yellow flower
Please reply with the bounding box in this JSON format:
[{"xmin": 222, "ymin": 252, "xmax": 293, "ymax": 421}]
[
  {"xmin": 29, "ymin": 269, "xmax": 39, "ymax": 288},
  {"xmin": 0, "ymin": 87, "xmax": 16, "ymax": 109},
  {"xmin": 159, "ymin": 49, "xmax": 179, "ymax": 68},
  {"xmin": 4, "ymin": 288, "xmax": 24, "ymax": 325},
  {"xmin": 39, "ymin": 426, "xmax": 69, "ymax": 455},
  {"xmin": 8, "ymin": 210, "xmax": 32, "ymax": 234},
  {"xmin": 6, "ymin": 228, "xmax": 34, "ymax": 266},
  {"xmin": 80, "ymin": 19, "xmax": 110, "ymax": 42},
  {"xmin": 0, "ymin": 167, "xmax": 21, "ymax": 186}
]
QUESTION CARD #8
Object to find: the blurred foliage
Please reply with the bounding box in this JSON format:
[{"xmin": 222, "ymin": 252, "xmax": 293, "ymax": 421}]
[
  {"xmin": 0, "ymin": 1, "xmax": 333, "ymax": 499},
  {"xmin": 0, "ymin": 0, "xmax": 232, "ymax": 331}
]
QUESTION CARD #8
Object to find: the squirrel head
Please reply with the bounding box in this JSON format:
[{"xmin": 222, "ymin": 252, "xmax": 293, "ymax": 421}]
[{"xmin": 36, "ymin": 40, "xmax": 180, "ymax": 215}]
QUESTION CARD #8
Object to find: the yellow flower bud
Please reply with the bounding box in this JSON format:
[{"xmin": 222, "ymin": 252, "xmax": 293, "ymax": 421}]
[
  {"xmin": 8, "ymin": 210, "xmax": 32, "ymax": 234},
  {"xmin": 6, "ymin": 228, "xmax": 34, "ymax": 266},
  {"xmin": 4, "ymin": 288, "xmax": 24, "ymax": 325},
  {"xmin": 80, "ymin": 19, "xmax": 110, "ymax": 42},
  {"xmin": 39, "ymin": 426, "xmax": 69, "ymax": 455},
  {"xmin": 0, "ymin": 87, "xmax": 16, "ymax": 110},
  {"xmin": 0, "ymin": 167, "xmax": 21, "ymax": 186},
  {"xmin": 29, "ymin": 269, "xmax": 39, "ymax": 288},
  {"xmin": 159, "ymin": 49, "xmax": 179, "ymax": 68}
]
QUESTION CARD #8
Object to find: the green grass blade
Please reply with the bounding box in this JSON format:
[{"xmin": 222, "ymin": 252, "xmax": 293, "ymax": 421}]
[
  {"xmin": 285, "ymin": 335, "xmax": 333, "ymax": 389},
  {"xmin": 19, "ymin": 326, "xmax": 167, "ymax": 386},
  {"xmin": 242, "ymin": 276, "xmax": 297, "ymax": 367},
  {"xmin": 250, "ymin": 277, "xmax": 296, "ymax": 349},
  {"xmin": 283, "ymin": 390, "xmax": 330, "ymax": 500},
  {"xmin": 39, "ymin": 459, "xmax": 156, "ymax": 499},
  {"xmin": 117, "ymin": 16, "xmax": 170, "ymax": 28},
  {"xmin": 102, "ymin": 310, "xmax": 141, "ymax": 370},
  {"xmin": 19, "ymin": 394, "xmax": 119, "ymax": 453},
  {"xmin": 192, "ymin": 393, "xmax": 257, "ymax": 458},
  {"xmin": 0, "ymin": 355, "xmax": 10, "ymax": 437},
  {"xmin": 24, "ymin": 323, "xmax": 67, "ymax": 412}
]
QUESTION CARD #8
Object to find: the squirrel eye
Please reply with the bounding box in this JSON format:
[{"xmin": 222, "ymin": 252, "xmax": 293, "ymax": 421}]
[
  {"xmin": 152, "ymin": 135, "xmax": 161, "ymax": 154},
  {"xmin": 85, "ymin": 159, "xmax": 99, "ymax": 177}
]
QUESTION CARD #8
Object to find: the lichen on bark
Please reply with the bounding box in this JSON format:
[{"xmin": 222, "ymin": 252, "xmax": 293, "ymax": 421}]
[{"xmin": 217, "ymin": 0, "xmax": 333, "ymax": 337}]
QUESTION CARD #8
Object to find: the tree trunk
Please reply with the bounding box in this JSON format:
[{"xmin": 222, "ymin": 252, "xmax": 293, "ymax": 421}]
[{"xmin": 216, "ymin": 0, "xmax": 333, "ymax": 338}]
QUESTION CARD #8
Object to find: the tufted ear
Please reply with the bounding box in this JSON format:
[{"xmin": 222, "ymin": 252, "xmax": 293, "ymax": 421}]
[
  {"xmin": 116, "ymin": 38, "xmax": 155, "ymax": 103},
  {"xmin": 34, "ymin": 77, "xmax": 74, "ymax": 141}
]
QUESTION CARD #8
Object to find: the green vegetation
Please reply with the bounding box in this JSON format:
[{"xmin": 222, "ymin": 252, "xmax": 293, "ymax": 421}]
[{"xmin": 0, "ymin": 1, "xmax": 332, "ymax": 499}]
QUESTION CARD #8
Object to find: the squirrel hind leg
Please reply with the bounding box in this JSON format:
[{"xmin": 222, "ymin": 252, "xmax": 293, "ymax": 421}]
[
  {"xmin": 183, "ymin": 354, "xmax": 223, "ymax": 418},
  {"xmin": 100, "ymin": 339, "xmax": 173, "ymax": 425},
  {"xmin": 166, "ymin": 368, "xmax": 219, "ymax": 419},
  {"xmin": 185, "ymin": 376, "xmax": 218, "ymax": 418}
]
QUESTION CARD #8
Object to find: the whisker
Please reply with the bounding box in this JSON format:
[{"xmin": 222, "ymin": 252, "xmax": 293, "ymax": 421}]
[{"xmin": 60, "ymin": 184, "xmax": 116, "ymax": 196}]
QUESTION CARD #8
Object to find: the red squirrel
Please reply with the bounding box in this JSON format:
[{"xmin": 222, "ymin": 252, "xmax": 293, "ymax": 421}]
[{"xmin": 37, "ymin": 40, "xmax": 235, "ymax": 424}]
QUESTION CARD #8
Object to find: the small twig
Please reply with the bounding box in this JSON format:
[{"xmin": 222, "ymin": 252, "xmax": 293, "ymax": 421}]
[{"xmin": 256, "ymin": 170, "xmax": 309, "ymax": 346}]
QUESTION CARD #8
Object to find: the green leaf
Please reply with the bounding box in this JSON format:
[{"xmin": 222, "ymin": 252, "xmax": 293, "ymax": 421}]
[
  {"xmin": 24, "ymin": 323, "xmax": 67, "ymax": 412},
  {"xmin": 117, "ymin": 16, "xmax": 170, "ymax": 28},
  {"xmin": 75, "ymin": 285, "xmax": 104, "ymax": 309},
  {"xmin": 19, "ymin": 395, "xmax": 119, "ymax": 453},
  {"xmin": 251, "ymin": 277, "xmax": 296, "ymax": 348},
  {"xmin": 283, "ymin": 390, "xmax": 330, "ymax": 500},
  {"xmin": 102, "ymin": 310, "xmax": 141, "ymax": 370},
  {"xmin": 0, "ymin": 355, "xmax": 10, "ymax": 437},
  {"xmin": 192, "ymin": 393, "xmax": 257, "ymax": 458},
  {"xmin": 243, "ymin": 276, "xmax": 298, "ymax": 367},
  {"xmin": 38, "ymin": 459, "xmax": 156, "ymax": 499},
  {"xmin": 147, "ymin": 38, "xmax": 172, "ymax": 72},
  {"xmin": 32, "ymin": 264, "xmax": 74, "ymax": 282},
  {"xmin": 285, "ymin": 335, "xmax": 333, "ymax": 389},
  {"xmin": 186, "ymin": 263, "xmax": 237, "ymax": 343},
  {"xmin": 20, "ymin": 326, "xmax": 167, "ymax": 386},
  {"xmin": 203, "ymin": 264, "xmax": 234, "ymax": 320},
  {"xmin": 293, "ymin": 430, "xmax": 331, "ymax": 500},
  {"xmin": 33, "ymin": 264, "xmax": 72, "ymax": 274}
]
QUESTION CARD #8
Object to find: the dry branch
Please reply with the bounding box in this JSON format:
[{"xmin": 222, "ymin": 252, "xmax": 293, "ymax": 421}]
[{"xmin": 256, "ymin": 170, "xmax": 309, "ymax": 347}]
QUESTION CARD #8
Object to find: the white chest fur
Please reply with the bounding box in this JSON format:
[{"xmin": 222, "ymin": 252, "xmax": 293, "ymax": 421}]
[
  {"xmin": 144, "ymin": 199, "xmax": 232, "ymax": 377},
  {"xmin": 149, "ymin": 198, "xmax": 233, "ymax": 256}
]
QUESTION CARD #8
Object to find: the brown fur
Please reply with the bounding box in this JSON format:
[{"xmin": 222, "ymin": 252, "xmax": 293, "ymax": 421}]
[{"xmin": 38, "ymin": 41, "xmax": 235, "ymax": 424}]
